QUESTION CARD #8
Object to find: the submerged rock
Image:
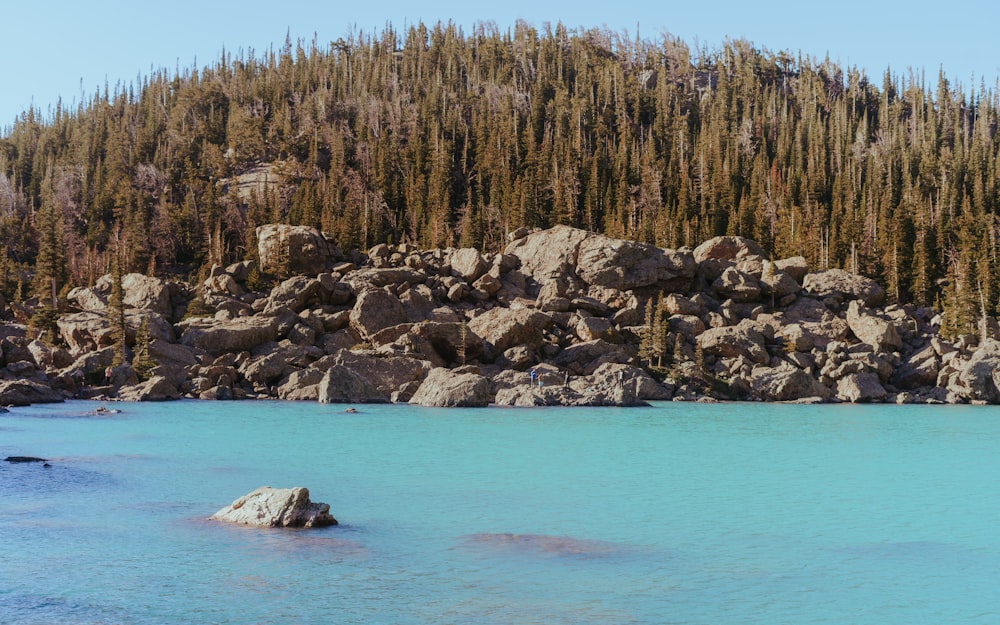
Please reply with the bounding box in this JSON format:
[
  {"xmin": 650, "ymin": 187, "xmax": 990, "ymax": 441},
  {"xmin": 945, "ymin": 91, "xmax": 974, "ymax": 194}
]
[{"xmin": 210, "ymin": 486, "xmax": 337, "ymax": 528}]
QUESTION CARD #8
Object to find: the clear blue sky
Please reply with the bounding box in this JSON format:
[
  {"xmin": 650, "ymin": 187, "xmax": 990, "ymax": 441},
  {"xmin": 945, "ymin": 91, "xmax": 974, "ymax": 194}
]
[{"xmin": 3, "ymin": 0, "xmax": 998, "ymax": 128}]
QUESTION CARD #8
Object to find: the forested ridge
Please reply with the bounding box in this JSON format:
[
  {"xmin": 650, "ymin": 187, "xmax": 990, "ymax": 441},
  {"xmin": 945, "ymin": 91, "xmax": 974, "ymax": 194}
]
[{"xmin": 2, "ymin": 21, "xmax": 1000, "ymax": 336}]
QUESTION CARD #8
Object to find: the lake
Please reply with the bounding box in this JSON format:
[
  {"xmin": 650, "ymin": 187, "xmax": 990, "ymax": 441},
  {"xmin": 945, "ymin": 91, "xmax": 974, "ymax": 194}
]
[{"xmin": 3, "ymin": 400, "xmax": 1000, "ymax": 624}]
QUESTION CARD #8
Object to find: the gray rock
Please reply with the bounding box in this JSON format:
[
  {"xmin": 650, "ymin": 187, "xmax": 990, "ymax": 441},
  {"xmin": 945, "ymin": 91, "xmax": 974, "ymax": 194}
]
[
  {"xmin": 692, "ymin": 236, "xmax": 767, "ymax": 263},
  {"xmin": 349, "ymin": 289, "xmax": 409, "ymax": 341},
  {"xmin": 836, "ymin": 372, "xmax": 887, "ymax": 403},
  {"xmin": 257, "ymin": 224, "xmax": 340, "ymax": 278},
  {"xmin": 845, "ymin": 300, "xmax": 902, "ymax": 350},
  {"xmin": 408, "ymin": 367, "xmax": 491, "ymax": 407},
  {"xmin": 750, "ymin": 365, "xmax": 830, "ymax": 401},
  {"xmin": 803, "ymin": 269, "xmax": 885, "ymax": 307},
  {"xmin": 450, "ymin": 248, "xmax": 488, "ymax": 282},
  {"xmin": 467, "ymin": 307, "xmax": 553, "ymax": 355},
  {"xmin": 958, "ymin": 339, "xmax": 1000, "ymax": 403},
  {"xmin": 117, "ymin": 376, "xmax": 181, "ymax": 401},
  {"xmin": 317, "ymin": 365, "xmax": 387, "ymax": 403},
  {"xmin": 179, "ymin": 315, "xmax": 279, "ymax": 356},
  {"xmin": 210, "ymin": 486, "xmax": 337, "ymax": 528},
  {"xmin": 698, "ymin": 323, "xmax": 769, "ymax": 365},
  {"xmin": 0, "ymin": 379, "xmax": 64, "ymax": 406}
]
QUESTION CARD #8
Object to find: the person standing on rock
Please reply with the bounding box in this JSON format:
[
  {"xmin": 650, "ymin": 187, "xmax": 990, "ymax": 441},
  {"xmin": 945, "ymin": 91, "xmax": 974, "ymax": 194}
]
[
  {"xmin": 530, "ymin": 369, "xmax": 537, "ymax": 387},
  {"xmin": 618, "ymin": 370, "xmax": 624, "ymax": 388}
]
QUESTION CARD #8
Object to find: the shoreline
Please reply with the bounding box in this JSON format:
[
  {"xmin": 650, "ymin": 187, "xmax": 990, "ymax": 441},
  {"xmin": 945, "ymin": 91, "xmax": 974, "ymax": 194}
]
[{"xmin": 0, "ymin": 224, "xmax": 994, "ymax": 408}]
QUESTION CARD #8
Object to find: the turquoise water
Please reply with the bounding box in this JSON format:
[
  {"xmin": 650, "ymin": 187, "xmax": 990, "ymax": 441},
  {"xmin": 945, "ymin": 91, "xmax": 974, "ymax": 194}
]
[{"xmin": 2, "ymin": 400, "xmax": 1000, "ymax": 624}]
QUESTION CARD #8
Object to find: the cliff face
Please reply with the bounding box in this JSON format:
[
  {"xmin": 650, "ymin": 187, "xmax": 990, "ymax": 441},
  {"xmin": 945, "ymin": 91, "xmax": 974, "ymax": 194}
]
[{"xmin": 1, "ymin": 224, "xmax": 994, "ymax": 407}]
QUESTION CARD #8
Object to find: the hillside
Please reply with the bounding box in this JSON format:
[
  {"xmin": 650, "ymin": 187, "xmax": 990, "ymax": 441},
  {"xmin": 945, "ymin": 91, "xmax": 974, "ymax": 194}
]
[{"xmin": 1, "ymin": 22, "xmax": 999, "ymax": 337}]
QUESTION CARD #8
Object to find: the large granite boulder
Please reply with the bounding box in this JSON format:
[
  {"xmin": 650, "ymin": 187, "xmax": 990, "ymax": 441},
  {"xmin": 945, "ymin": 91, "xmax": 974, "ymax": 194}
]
[
  {"xmin": 265, "ymin": 276, "xmax": 321, "ymax": 314},
  {"xmin": 845, "ymin": 300, "xmax": 903, "ymax": 350},
  {"xmin": 712, "ymin": 267, "xmax": 761, "ymax": 303},
  {"xmin": 317, "ymin": 365, "xmax": 387, "ymax": 403},
  {"xmin": 210, "ymin": 486, "xmax": 337, "ymax": 528},
  {"xmin": 408, "ymin": 367, "xmax": 491, "ymax": 407},
  {"xmin": 503, "ymin": 224, "xmax": 695, "ymax": 291},
  {"xmin": 349, "ymin": 289, "xmax": 409, "ymax": 341},
  {"xmin": 698, "ymin": 323, "xmax": 769, "ymax": 365},
  {"xmin": 450, "ymin": 248, "xmax": 488, "ymax": 282},
  {"xmin": 958, "ymin": 339, "xmax": 1000, "ymax": 403},
  {"xmin": 179, "ymin": 315, "xmax": 279, "ymax": 355},
  {"xmin": 503, "ymin": 225, "xmax": 591, "ymax": 284},
  {"xmin": 692, "ymin": 236, "xmax": 767, "ymax": 263},
  {"xmin": 836, "ymin": 372, "xmax": 887, "ymax": 403},
  {"xmin": 467, "ymin": 307, "xmax": 553, "ymax": 355},
  {"xmin": 750, "ymin": 365, "xmax": 831, "ymax": 401},
  {"xmin": 575, "ymin": 233, "xmax": 695, "ymax": 291},
  {"xmin": 67, "ymin": 273, "xmax": 181, "ymax": 321},
  {"xmin": 58, "ymin": 310, "xmax": 174, "ymax": 354},
  {"xmin": 553, "ymin": 339, "xmax": 630, "ymax": 375},
  {"xmin": 257, "ymin": 224, "xmax": 340, "ymax": 278},
  {"xmin": 0, "ymin": 379, "xmax": 64, "ymax": 406},
  {"xmin": 803, "ymin": 269, "xmax": 885, "ymax": 307},
  {"xmin": 116, "ymin": 376, "xmax": 181, "ymax": 401}
]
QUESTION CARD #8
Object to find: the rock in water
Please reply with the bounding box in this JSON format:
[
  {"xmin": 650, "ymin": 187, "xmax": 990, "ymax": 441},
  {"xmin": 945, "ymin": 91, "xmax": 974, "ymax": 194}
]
[{"xmin": 210, "ymin": 486, "xmax": 337, "ymax": 528}]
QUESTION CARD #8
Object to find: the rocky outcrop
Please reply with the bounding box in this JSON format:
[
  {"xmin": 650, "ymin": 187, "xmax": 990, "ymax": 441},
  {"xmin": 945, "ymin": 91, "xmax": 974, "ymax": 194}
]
[
  {"xmin": 0, "ymin": 379, "xmax": 65, "ymax": 405},
  {"xmin": 317, "ymin": 365, "xmax": 387, "ymax": 403},
  {"xmin": 803, "ymin": 269, "xmax": 885, "ymax": 307},
  {"xmin": 257, "ymin": 224, "xmax": 341, "ymax": 278},
  {"xmin": 210, "ymin": 486, "xmax": 337, "ymax": 528},
  {"xmin": 117, "ymin": 376, "xmax": 181, "ymax": 401},
  {"xmin": 409, "ymin": 367, "xmax": 491, "ymax": 407},
  {"xmin": 750, "ymin": 365, "xmax": 831, "ymax": 401}
]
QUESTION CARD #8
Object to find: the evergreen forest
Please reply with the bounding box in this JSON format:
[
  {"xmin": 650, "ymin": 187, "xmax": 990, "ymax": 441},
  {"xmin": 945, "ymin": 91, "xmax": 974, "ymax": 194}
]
[{"xmin": 2, "ymin": 21, "xmax": 1000, "ymax": 337}]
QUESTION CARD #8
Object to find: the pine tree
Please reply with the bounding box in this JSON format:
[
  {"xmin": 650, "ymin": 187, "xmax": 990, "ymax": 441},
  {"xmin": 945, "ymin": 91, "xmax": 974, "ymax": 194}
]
[{"xmin": 131, "ymin": 315, "xmax": 156, "ymax": 380}]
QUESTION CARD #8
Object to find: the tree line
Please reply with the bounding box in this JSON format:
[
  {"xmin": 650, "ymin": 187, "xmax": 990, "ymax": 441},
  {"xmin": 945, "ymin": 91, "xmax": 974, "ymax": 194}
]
[{"xmin": 1, "ymin": 21, "xmax": 999, "ymax": 337}]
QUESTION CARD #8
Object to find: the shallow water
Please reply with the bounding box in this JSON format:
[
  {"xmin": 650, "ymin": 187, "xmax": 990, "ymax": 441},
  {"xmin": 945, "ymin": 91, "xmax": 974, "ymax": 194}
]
[{"xmin": 3, "ymin": 400, "xmax": 1000, "ymax": 624}]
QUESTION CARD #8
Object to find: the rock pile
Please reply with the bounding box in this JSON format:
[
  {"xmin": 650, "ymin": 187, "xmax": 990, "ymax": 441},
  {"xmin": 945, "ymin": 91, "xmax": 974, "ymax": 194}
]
[{"xmin": 3, "ymin": 223, "xmax": 1000, "ymax": 406}]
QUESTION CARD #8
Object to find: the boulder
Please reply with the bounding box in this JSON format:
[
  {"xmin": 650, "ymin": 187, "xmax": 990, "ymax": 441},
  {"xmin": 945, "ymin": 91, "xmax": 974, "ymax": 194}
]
[
  {"xmin": 317, "ymin": 365, "xmax": 387, "ymax": 403},
  {"xmin": 774, "ymin": 256, "xmax": 809, "ymax": 283},
  {"xmin": 332, "ymin": 350, "xmax": 431, "ymax": 395},
  {"xmin": 408, "ymin": 367, "xmax": 491, "ymax": 407},
  {"xmin": 121, "ymin": 273, "xmax": 176, "ymax": 319},
  {"xmin": 958, "ymin": 339, "xmax": 1000, "ymax": 403},
  {"xmin": 503, "ymin": 224, "xmax": 592, "ymax": 284},
  {"xmin": 712, "ymin": 267, "xmax": 761, "ymax": 303},
  {"xmin": 210, "ymin": 486, "xmax": 337, "ymax": 528},
  {"xmin": 265, "ymin": 276, "xmax": 321, "ymax": 314},
  {"xmin": 58, "ymin": 310, "xmax": 174, "ymax": 354},
  {"xmin": 891, "ymin": 345, "xmax": 940, "ymax": 390},
  {"xmin": 698, "ymin": 323, "xmax": 769, "ymax": 365},
  {"xmin": 692, "ymin": 236, "xmax": 767, "ymax": 263},
  {"xmin": 179, "ymin": 315, "xmax": 279, "ymax": 355},
  {"xmin": 553, "ymin": 339, "xmax": 630, "ymax": 375},
  {"xmin": 450, "ymin": 248, "xmax": 488, "ymax": 282},
  {"xmin": 256, "ymin": 224, "xmax": 340, "ymax": 278},
  {"xmin": 750, "ymin": 365, "xmax": 830, "ymax": 401},
  {"xmin": 0, "ymin": 379, "xmax": 64, "ymax": 406},
  {"xmin": 349, "ymin": 289, "xmax": 409, "ymax": 341},
  {"xmin": 836, "ymin": 372, "xmax": 887, "ymax": 403},
  {"xmin": 575, "ymin": 234, "xmax": 695, "ymax": 291},
  {"xmin": 592, "ymin": 363, "xmax": 671, "ymax": 401},
  {"xmin": 467, "ymin": 307, "xmax": 553, "ymax": 355},
  {"xmin": 845, "ymin": 300, "xmax": 903, "ymax": 350},
  {"xmin": 116, "ymin": 376, "xmax": 181, "ymax": 401},
  {"xmin": 803, "ymin": 269, "xmax": 885, "ymax": 307}
]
